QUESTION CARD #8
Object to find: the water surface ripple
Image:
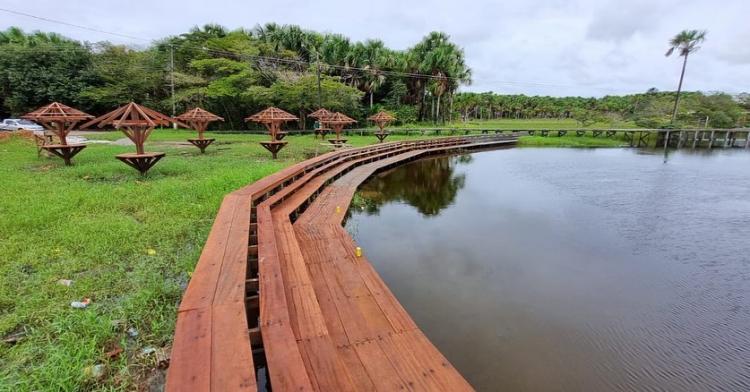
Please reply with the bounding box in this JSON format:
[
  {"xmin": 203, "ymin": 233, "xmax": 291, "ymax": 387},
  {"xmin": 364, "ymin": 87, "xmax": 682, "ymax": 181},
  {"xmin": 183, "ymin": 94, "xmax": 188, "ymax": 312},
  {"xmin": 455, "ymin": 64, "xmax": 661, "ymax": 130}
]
[{"xmin": 345, "ymin": 148, "xmax": 750, "ymax": 391}]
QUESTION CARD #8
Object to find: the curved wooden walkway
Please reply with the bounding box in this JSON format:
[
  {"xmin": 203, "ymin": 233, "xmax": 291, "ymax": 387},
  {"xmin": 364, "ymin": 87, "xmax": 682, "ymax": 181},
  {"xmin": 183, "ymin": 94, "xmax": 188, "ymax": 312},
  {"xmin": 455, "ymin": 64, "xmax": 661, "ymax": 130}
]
[{"xmin": 167, "ymin": 135, "xmax": 517, "ymax": 391}]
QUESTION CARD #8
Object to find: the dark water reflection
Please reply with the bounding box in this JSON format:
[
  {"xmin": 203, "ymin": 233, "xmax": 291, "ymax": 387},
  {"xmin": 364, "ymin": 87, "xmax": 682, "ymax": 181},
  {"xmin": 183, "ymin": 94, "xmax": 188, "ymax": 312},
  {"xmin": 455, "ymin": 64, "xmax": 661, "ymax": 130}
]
[
  {"xmin": 345, "ymin": 148, "xmax": 750, "ymax": 392},
  {"xmin": 355, "ymin": 154, "xmax": 470, "ymax": 216}
]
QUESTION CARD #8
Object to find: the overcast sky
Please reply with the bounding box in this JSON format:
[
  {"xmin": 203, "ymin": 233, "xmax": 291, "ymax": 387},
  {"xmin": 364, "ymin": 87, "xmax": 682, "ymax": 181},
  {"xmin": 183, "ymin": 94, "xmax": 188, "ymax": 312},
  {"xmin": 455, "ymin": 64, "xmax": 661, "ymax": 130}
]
[{"xmin": 1, "ymin": 0, "xmax": 748, "ymax": 97}]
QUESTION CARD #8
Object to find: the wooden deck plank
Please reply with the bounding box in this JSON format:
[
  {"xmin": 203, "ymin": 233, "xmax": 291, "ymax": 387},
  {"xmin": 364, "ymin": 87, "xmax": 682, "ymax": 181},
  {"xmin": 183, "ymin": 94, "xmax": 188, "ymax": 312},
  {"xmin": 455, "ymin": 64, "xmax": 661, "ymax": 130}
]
[
  {"xmin": 178, "ymin": 194, "xmax": 242, "ymax": 311},
  {"xmin": 257, "ymin": 206, "xmax": 314, "ymax": 391},
  {"xmin": 166, "ymin": 308, "xmax": 211, "ymax": 391},
  {"xmin": 298, "ymin": 335, "xmax": 359, "ymax": 391},
  {"xmin": 213, "ymin": 197, "xmax": 252, "ymax": 305},
  {"xmin": 304, "ymin": 261, "xmax": 377, "ymax": 390},
  {"xmin": 211, "ymin": 304, "xmax": 257, "ymax": 391},
  {"xmin": 273, "ymin": 219, "xmax": 328, "ymax": 339}
]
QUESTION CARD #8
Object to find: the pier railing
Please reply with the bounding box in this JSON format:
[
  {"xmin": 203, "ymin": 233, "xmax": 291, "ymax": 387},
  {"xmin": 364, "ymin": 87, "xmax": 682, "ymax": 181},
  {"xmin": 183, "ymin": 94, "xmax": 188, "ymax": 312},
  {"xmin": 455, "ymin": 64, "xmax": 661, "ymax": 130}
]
[{"xmin": 221, "ymin": 127, "xmax": 750, "ymax": 149}]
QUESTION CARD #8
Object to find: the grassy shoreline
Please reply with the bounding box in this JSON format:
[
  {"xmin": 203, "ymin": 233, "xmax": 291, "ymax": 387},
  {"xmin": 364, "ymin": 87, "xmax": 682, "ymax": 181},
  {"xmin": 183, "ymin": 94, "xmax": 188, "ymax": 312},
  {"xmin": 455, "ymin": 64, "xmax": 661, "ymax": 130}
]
[{"xmin": 0, "ymin": 127, "xmax": 625, "ymax": 389}]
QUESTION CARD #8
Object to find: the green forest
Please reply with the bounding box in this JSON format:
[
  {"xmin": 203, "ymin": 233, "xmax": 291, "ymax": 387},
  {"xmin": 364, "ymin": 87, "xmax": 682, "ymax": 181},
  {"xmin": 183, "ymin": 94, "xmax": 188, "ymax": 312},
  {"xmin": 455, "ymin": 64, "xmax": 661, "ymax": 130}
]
[{"xmin": 0, "ymin": 24, "xmax": 748, "ymax": 129}]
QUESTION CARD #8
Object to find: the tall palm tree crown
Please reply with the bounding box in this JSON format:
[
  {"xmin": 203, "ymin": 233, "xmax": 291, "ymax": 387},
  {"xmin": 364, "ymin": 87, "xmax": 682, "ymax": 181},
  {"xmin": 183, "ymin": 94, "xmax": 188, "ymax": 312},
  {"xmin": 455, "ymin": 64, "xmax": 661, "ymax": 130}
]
[
  {"xmin": 665, "ymin": 29, "xmax": 707, "ymax": 123},
  {"xmin": 665, "ymin": 29, "xmax": 707, "ymax": 58}
]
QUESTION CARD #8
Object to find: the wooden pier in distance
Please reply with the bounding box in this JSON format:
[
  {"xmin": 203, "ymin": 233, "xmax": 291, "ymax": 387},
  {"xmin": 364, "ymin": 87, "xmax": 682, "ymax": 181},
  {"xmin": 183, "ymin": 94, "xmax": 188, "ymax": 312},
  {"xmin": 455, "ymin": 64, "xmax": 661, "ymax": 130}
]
[
  {"xmin": 239, "ymin": 126, "xmax": 750, "ymax": 149},
  {"xmin": 167, "ymin": 134, "xmax": 517, "ymax": 391}
]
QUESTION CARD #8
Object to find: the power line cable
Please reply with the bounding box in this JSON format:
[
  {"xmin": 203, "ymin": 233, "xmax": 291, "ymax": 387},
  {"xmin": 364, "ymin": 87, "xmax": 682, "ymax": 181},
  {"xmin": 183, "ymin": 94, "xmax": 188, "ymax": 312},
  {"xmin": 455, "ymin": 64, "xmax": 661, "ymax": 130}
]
[{"xmin": 0, "ymin": 7, "xmax": 150, "ymax": 42}]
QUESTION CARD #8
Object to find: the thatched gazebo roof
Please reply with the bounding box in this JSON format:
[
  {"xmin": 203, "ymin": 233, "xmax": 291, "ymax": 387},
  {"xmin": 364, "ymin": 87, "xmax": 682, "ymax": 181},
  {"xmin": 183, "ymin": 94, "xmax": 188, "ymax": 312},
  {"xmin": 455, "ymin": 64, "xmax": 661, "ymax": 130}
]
[
  {"xmin": 82, "ymin": 102, "xmax": 182, "ymax": 129},
  {"xmin": 245, "ymin": 107, "xmax": 298, "ymax": 124},
  {"xmin": 23, "ymin": 102, "xmax": 93, "ymax": 124}
]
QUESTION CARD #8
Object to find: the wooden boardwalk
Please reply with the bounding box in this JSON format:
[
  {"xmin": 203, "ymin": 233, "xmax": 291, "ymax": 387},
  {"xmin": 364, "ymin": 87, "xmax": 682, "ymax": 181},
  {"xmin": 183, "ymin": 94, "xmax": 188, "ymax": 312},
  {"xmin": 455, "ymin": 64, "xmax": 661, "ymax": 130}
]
[{"xmin": 167, "ymin": 135, "xmax": 517, "ymax": 391}]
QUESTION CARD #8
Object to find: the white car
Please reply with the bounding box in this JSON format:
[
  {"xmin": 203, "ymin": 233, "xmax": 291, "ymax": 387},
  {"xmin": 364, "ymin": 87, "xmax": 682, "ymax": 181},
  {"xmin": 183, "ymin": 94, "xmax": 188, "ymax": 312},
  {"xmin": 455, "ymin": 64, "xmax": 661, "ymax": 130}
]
[{"xmin": 0, "ymin": 118, "xmax": 45, "ymax": 132}]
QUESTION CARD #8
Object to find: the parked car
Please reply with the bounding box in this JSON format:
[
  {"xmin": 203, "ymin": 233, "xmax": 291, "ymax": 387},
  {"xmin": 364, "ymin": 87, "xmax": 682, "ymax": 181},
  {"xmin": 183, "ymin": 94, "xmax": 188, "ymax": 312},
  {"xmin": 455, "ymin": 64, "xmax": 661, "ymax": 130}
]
[{"xmin": 0, "ymin": 118, "xmax": 45, "ymax": 132}]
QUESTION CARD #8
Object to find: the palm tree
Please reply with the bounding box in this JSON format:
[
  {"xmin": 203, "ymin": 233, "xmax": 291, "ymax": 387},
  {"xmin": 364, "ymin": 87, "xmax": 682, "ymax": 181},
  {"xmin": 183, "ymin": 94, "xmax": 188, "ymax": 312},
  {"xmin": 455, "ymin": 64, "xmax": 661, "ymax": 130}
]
[
  {"xmin": 0, "ymin": 27, "xmax": 27, "ymax": 44},
  {"xmin": 360, "ymin": 40, "xmax": 389, "ymax": 108},
  {"xmin": 416, "ymin": 33, "xmax": 471, "ymax": 123},
  {"xmin": 665, "ymin": 29, "xmax": 707, "ymax": 123}
]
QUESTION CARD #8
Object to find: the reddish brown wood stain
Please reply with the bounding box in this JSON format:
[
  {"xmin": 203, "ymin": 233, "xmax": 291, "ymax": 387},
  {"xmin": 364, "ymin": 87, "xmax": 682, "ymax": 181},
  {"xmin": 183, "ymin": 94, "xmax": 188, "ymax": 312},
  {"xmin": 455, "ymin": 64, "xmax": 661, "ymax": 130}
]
[{"xmin": 168, "ymin": 135, "xmax": 516, "ymax": 391}]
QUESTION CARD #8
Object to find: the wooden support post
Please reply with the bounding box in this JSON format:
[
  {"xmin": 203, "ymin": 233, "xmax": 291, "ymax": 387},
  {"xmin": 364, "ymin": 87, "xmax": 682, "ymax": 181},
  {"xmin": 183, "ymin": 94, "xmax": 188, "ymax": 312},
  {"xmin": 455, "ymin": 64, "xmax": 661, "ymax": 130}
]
[
  {"xmin": 42, "ymin": 144, "xmax": 87, "ymax": 166},
  {"xmin": 259, "ymin": 141, "xmax": 287, "ymax": 159},
  {"xmin": 116, "ymin": 152, "xmax": 165, "ymax": 175},
  {"xmin": 374, "ymin": 132, "xmax": 389, "ymax": 143},
  {"xmin": 693, "ymin": 131, "xmax": 702, "ymax": 150},
  {"xmin": 709, "ymin": 130, "xmax": 715, "ymax": 149},
  {"xmin": 187, "ymin": 138, "xmax": 215, "ymax": 153},
  {"xmin": 637, "ymin": 131, "xmax": 650, "ymax": 148}
]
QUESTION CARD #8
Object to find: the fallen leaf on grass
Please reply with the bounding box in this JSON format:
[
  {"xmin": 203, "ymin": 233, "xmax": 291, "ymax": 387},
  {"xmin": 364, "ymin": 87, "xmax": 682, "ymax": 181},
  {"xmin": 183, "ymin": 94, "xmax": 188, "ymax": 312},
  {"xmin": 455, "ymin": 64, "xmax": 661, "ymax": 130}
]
[
  {"xmin": 2, "ymin": 329, "xmax": 26, "ymax": 345},
  {"xmin": 105, "ymin": 346, "xmax": 123, "ymax": 359}
]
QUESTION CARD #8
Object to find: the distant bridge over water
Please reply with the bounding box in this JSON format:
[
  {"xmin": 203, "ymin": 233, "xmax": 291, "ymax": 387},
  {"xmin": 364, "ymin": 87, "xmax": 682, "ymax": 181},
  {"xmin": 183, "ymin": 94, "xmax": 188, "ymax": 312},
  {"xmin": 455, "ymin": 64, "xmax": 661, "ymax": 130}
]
[{"xmin": 236, "ymin": 127, "xmax": 750, "ymax": 149}]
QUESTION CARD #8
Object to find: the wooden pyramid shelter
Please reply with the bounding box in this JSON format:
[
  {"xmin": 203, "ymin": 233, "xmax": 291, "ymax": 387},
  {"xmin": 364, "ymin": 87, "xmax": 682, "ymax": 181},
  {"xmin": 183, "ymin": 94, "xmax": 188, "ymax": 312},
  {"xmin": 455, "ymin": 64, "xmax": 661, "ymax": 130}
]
[
  {"xmin": 367, "ymin": 111, "xmax": 396, "ymax": 143},
  {"xmin": 321, "ymin": 112, "xmax": 357, "ymax": 144},
  {"xmin": 368, "ymin": 111, "xmax": 395, "ymax": 128},
  {"xmin": 308, "ymin": 108, "xmax": 333, "ymax": 138},
  {"xmin": 176, "ymin": 107, "xmax": 224, "ymax": 153},
  {"xmin": 23, "ymin": 102, "xmax": 94, "ymax": 165},
  {"xmin": 83, "ymin": 102, "xmax": 180, "ymax": 174},
  {"xmin": 245, "ymin": 107, "xmax": 298, "ymax": 159}
]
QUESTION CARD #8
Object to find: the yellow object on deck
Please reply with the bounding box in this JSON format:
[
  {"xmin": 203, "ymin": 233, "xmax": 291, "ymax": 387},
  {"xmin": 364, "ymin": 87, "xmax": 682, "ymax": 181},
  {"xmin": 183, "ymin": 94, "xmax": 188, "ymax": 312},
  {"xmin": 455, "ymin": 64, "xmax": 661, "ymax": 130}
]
[
  {"xmin": 355, "ymin": 247, "xmax": 362, "ymax": 257},
  {"xmin": 336, "ymin": 206, "xmax": 341, "ymax": 214}
]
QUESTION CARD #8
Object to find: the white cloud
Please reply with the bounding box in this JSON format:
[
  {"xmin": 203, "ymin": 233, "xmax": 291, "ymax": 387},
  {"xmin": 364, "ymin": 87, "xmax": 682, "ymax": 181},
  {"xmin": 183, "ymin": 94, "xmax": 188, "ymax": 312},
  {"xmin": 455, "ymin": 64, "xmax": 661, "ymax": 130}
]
[{"xmin": 1, "ymin": 0, "xmax": 748, "ymax": 96}]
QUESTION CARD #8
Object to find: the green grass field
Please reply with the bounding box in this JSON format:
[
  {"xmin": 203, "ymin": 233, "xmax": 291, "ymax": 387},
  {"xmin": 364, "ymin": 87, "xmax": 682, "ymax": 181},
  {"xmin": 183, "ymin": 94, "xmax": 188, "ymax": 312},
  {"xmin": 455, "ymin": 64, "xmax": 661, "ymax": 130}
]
[{"xmin": 0, "ymin": 125, "xmax": 630, "ymax": 390}]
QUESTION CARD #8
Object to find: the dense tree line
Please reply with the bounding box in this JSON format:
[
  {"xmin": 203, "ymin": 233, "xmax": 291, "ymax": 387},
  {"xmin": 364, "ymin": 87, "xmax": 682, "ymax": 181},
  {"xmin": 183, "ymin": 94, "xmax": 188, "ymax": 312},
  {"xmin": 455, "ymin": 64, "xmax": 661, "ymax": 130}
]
[
  {"xmin": 0, "ymin": 25, "xmax": 747, "ymax": 129},
  {"xmin": 453, "ymin": 89, "xmax": 748, "ymax": 128}
]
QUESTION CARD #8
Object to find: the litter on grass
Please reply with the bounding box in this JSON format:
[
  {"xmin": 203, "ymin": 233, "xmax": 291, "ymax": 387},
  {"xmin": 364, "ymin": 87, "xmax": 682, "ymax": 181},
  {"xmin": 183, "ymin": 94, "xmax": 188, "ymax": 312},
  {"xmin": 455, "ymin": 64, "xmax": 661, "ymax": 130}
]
[
  {"xmin": 57, "ymin": 279, "xmax": 73, "ymax": 286},
  {"xmin": 70, "ymin": 298, "xmax": 91, "ymax": 309},
  {"xmin": 84, "ymin": 364, "xmax": 106, "ymax": 380}
]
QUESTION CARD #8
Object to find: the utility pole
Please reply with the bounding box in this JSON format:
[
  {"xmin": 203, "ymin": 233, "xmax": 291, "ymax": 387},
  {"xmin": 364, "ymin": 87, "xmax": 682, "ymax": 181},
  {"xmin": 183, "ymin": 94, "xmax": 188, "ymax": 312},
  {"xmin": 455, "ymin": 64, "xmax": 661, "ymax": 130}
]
[
  {"xmin": 316, "ymin": 52, "xmax": 322, "ymax": 108},
  {"xmin": 170, "ymin": 44, "xmax": 176, "ymax": 128}
]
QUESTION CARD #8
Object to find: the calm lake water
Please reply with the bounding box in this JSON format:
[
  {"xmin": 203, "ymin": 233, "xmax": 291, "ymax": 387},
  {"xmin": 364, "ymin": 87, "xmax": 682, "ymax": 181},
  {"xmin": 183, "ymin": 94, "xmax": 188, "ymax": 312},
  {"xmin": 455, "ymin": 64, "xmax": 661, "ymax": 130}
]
[{"xmin": 345, "ymin": 148, "xmax": 750, "ymax": 391}]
